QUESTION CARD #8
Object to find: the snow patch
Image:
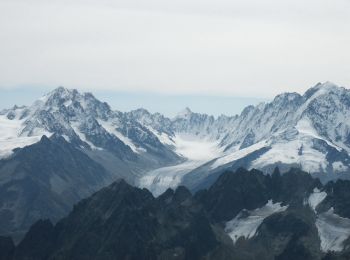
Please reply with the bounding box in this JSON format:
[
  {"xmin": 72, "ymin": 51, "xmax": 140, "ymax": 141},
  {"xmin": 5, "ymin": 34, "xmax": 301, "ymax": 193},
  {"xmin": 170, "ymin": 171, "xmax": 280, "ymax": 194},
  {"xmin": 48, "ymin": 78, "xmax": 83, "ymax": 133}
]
[
  {"xmin": 316, "ymin": 208, "xmax": 350, "ymax": 252},
  {"xmin": 332, "ymin": 161, "xmax": 348, "ymax": 173},
  {"xmin": 144, "ymin": 126, "xmax": 175, "ymax": 146},
  {"xmin": 97, "ymin": 120, "xmax": 142, "ymax": 153},
  {"xmin": 296, "ymin": 118, "xmax": 341, "ymax": 151},
  {"xmin": 225, "ymin": 200, "xmax": 288, "ymax": 244},
  {"xmin": 308, "ymin": 188, "xmax": 327, "ymax": 212},
  {"xmin": 71, "ymin": 123, "xmax": 101, "ymax": 150}
]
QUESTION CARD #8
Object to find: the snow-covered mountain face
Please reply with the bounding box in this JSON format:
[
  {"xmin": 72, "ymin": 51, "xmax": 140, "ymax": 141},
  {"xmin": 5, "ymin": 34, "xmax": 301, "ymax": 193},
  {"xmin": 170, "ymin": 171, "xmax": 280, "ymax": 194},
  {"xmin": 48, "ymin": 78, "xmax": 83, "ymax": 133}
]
[
  {"xmin": 216, "ymin": 82, "xmax": 350, "ymax": 175},
  {"xmin": 131, "ymin": 82, "xmax": 350, "ymax": 194},
  {"xmin": 0, "ymin": 87, "xmax": 180, "ymax": 172},
  {"xmin": 2, "ymin": 82, "xmax": 350, "ymax": 195}
]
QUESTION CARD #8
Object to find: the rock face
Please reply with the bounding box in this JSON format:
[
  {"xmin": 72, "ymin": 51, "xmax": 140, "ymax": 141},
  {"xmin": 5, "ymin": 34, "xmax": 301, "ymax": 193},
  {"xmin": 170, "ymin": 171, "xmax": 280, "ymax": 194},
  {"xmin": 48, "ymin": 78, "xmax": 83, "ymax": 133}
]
[
  {"xmin": 0, "ymin": 236, "xmax": 15, "ymax": 260},
  {"xmin": 0, "ymin": 135, "xmax": 112, "ymax": 242},
  {"xmin": 11, "ymin": 180, "xmax": 233, "ymax": 260},
  {"xmin": 4, "ymin": 167, "xmax": 350, "ymax": 260}
]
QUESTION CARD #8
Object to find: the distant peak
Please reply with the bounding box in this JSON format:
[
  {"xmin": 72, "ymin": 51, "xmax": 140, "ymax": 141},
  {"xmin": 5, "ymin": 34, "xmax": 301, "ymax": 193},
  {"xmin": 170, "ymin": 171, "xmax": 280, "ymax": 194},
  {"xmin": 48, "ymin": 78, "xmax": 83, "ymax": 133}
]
[
  {"xmin": 303, "ymin": 81, "xmax": 342, "ymax": 99},
  {"xmin": 51, "ymin": 86, "xmax": 74, "ymax": 95},
  {"xmin": 131, "ymin": 108, "xmax": 151, "ymax": 115},
  {"xmin": 182, "ymin": 107, "xmax": 192, "ymax": 114},
  {"xmin": 273, "ymin": 92, "xmax": 302, "ymax": 103},
  {"xmin": 175, "ymin": 107, "xmax": 192, "ymax": 119},
  {"xmin": 38, "ymin": 86, "xmax": 77, "ymax": 102},
  {"xmin": 37, "ymin": 86, "xmax": 102, "ymax": 108},
  {"xmin": 83, "ymin": 91, "xmax": 95, "ymax": 99},
  {"xmin": 312, "ymin": 81, "xmax": 339, "ymax": 91},
  {"xmin": 55, "ymin": 86, "xmax": 67, "ymax": 91}
]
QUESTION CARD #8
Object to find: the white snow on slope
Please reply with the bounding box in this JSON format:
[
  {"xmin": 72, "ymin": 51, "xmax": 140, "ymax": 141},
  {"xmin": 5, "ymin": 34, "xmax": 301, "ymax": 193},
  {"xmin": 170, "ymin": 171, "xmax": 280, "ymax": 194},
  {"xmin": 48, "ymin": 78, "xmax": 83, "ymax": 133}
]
[
  {"xmin": 296, "ymin": 82, "xmax": 338, "ymax": 118},
  {"xmin": 252, "ymin": 129, "xmax": 328, "ymax": 173},
  {"xmin": 0, "ymin": 115, "xmax": 48, "ymax": 158},
  {"xmin": 225, "ymin": 200, "xmax": 288, "ymax": 244},
  {"xmin": 208, "ymin": 117, "xmax": 341, "ymax": 173},
  {"xmin": 307, "ymin": 188, "xmax": 350, "ymax": 252},
  {"xmin": 307, "ymin": 188, "xmax": 327, "ymax": 212},
  {"xmin": 210, "ymin": 140, "xmax": 269, "ymax": 169},
  {"xmin": 332, "ymin": 161, "xmax": 348, "ymax": 173},
  {"xmin": 97, "ymin": 119, "xmax": 143, "ymax": 153},
  {"xmin": 316, "ymin": 208, "xmax": 350, "ymax": 252},
  {"xmin": 153, "ymin": 131, "xmax": 174, "ymax": 146},
  {"xmin": 139, "ymin": 134, "xmax": 224, "ymax": 196},
  {"xmin": 296, "ymin": 118, "xmax": 341, "ymax": 151},
  {"xmin": 71, "ymin": 123, "xmax": 101, "ymax": 150}
]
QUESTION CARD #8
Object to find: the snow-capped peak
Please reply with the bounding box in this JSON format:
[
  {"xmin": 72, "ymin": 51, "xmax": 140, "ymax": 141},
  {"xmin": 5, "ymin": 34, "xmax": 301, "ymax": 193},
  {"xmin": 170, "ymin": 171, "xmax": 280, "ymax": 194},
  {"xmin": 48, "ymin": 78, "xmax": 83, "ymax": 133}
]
[
  {"xmin": 40, "ymin": 86, "xmax": 75, "ymax": 101},
  {"xmin": 175, "ymin": 107, "xmax": 192, "ymax": 119},
  {"xmin": 41, "ymin": 86, "xmax": 82, "ymax": 105},
  {"xmin": 31, "ymin": 87, "xmax": 113, "ymax": 120},
  {"xmin": 313, "ymin": 81, "xmax": 340, "ymax": 91},
  {"xmin": 273, "ymin": 92, "xmax": 302, "ymax": 103},
  {"xmin": 303, "ymin": 81, "xmax": 344, "ymax": 100}
]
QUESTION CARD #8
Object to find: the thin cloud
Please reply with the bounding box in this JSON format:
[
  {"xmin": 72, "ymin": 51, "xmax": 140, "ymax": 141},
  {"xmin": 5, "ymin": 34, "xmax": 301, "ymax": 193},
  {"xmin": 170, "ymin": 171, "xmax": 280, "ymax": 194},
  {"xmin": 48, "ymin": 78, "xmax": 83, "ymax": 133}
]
[{"xmin": 0, "ymin": 0, "xmax": 349, "ymax": 97}]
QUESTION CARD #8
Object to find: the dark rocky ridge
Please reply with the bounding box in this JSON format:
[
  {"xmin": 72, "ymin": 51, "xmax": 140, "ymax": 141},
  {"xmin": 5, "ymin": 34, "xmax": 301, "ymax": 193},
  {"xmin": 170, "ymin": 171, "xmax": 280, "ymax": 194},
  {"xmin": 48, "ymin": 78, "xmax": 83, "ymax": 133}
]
[
  {"xmin": 2, "ymin": 167, "xmax": 350, "ymax": 259},
  {"xmin": 0, "ymin": 135, "xmax": 113, "ymax": 242}
]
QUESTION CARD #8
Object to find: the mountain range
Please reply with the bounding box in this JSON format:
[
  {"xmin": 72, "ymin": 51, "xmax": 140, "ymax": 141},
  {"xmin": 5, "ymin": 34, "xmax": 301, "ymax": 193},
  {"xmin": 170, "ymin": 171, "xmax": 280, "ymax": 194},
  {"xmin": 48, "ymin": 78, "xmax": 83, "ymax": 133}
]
[{"xmin": 1, "ymin": 81, "xmax": 350, "ymax": 242}]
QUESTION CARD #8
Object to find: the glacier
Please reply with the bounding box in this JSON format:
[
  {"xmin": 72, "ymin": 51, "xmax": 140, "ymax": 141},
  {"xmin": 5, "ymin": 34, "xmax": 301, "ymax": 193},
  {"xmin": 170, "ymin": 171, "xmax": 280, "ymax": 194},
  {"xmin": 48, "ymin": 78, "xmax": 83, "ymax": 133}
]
[{"xmin": 138, "ymin": 134, "xmax": 224, "ymax": 196}]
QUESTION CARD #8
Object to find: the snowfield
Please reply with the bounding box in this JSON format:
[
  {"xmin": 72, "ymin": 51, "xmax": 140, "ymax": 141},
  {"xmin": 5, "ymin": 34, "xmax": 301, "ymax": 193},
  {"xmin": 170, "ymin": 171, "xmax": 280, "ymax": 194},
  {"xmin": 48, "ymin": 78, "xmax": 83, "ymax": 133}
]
[
  {"xmin": 307, "ymin": 189, "xmax": 350, "ymax": 252},
  {"xmin": 316, "ymin": 208, "xmax": 350, "ymax": 252},
  {"xmin": 225, "ymin": 200, "xmax": 288, "ymax": 243},
  {"xmin": 307, "ymin": 188, "xmax": 327, "ymax": 212},
  {"xmin": 252, "ymin": 124, "xmax": 330, "ymax": 173}
]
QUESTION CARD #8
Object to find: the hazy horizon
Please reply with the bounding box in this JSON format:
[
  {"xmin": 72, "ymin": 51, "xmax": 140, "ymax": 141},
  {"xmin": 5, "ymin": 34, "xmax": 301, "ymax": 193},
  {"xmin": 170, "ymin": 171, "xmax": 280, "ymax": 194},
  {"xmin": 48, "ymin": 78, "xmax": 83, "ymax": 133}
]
[
  {"xmin": 1, "ymin": 81, "xmax": 349, "ymax": 117},
  {"xmin": 0, "ymin": 86, "xmax": 270, "ymax": 117}
]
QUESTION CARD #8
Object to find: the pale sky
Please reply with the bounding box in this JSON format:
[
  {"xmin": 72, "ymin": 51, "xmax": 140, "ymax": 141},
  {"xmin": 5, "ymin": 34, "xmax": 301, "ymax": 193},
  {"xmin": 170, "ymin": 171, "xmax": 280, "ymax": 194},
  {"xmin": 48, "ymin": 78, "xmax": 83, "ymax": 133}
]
[{"xmin": 0, "ymin": 0, "xmax": 349, "ymax": 114}]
